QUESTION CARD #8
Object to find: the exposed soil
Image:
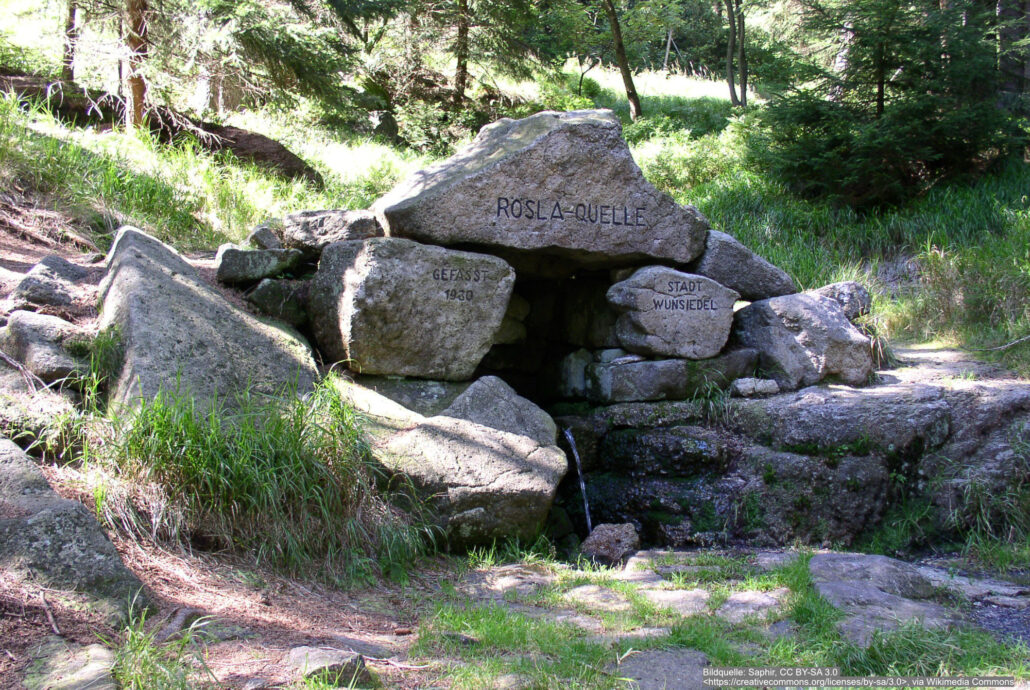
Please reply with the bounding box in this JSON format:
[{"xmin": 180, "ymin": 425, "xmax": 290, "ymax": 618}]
[{"xmin": 0, "ymin": 573, "xmax": 120, "ymax": 683}]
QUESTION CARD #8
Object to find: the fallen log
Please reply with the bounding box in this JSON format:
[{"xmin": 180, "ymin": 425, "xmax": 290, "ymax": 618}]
[{"xmin": 0, "ymin": 72, "xmax": 324, "ymax": 188}]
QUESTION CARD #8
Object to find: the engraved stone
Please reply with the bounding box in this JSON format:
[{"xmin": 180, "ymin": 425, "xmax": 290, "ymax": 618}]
[
  {"xmin": 606, "ymin": 267, "xmax": 739, "ymax": 359},
  {"xmin": 310, "ymin": 238, "xmax": 515, "ymax": 381},
  {"xmin": 374, "ymin": 110, "xmax": 709, "ymax": 274}
]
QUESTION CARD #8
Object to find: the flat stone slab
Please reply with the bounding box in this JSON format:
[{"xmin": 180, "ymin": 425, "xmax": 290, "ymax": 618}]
[
  {"xmin": 715, "ymin": 588, "xmax": 789, "ymax": 623},
  {"xmin": 374, "ymin": 110, "xmax": 709, "ymax": 274},
  {"xmin": 613, "ymin": 648, "xmax": 708, "ymax": 690},
  {"xmin": 612, "ymin": 555, "xmax": 666, "ymax": 586},
  {"xmin": 23, "ymin": 637, "xmax": 115, "ymax": 690},
  {"xmin": 459, "ymin": 563, "xmax": 556, "ymax": 600},
  {"xmin": 639, "ymin": 588, "xmax": 710, "ymax": 616},
  {"xmin": 607, "ymin": 267, "xmax": 738, "ymax": 359},
  {"xmin": 509, "ymin": 604, "xmax": 606, "ymax": 634},
  {"xmin": 809, "ymin": 553, "xmax": 962, "ymax": 647},
  {"xmin": 914, "ymin": 565, "xmax": 1029, "ymax": 603},
  {"xmin": 563, "ymin": 584, "xmax": 633, "ymax": 612},
  {"xmin": 754, "ymin": 551, "xmax": 803, "ymax": 571},
  {"xmin": 580, "ymin": 348, "xmax": 757, "ymax": 403},
  {"xmin": 589, "ymin": 626, "xmax": 671, "ymax": 646},
  {"xmin": 310, "ymin": 238, "xmax": 515, "ymax": 380},
  {"xmin": 287, "ymin": 646, "xmax": 378, "ymax": 687}
]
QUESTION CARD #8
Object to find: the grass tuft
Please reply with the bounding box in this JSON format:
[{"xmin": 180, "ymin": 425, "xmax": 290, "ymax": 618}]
[{"xmin": 109, "ymin": 375, "xmax": 434, "ymax": 584}]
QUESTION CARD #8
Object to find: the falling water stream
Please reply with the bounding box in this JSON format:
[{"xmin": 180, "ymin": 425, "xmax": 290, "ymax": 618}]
[{"xmin": 562, "ymin": 428, "xmax": 593, "ymax": 534}]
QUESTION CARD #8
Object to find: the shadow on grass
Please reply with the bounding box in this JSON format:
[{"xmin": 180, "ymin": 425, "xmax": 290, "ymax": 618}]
[{"xmin": 1, "ymin": 102, "xmax": 229, "ymax": 250}]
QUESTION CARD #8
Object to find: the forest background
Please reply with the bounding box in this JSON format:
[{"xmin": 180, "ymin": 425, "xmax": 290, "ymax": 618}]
[{"xmin": 2, "ymin": 0, "xmax": 1030, "ymax": 373}]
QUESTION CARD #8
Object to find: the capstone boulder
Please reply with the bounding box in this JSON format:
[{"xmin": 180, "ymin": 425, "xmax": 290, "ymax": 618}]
[
  {"xmin": 374, "ymin": 110, "xmax": 709, "ymax": 274},
  {"xmin": 310, "ymin": 238, "xmax": 515, "ymax": 381},
  {"xmin": 607, "ymin": 267, "xmax": 739, "ymax": 359}
]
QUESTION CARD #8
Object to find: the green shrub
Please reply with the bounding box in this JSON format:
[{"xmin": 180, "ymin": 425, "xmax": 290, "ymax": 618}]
[
  {"xmin": 115, "ymin": 377, "xmax": 433, "ymax": 583},
  {"xmin": 755, "ymin": 0, "xmax": 1022, "ymax": 208}
]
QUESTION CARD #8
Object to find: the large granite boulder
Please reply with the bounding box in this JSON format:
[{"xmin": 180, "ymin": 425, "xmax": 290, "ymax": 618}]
[
  {"xmin": 334, "ymin": 375, "xmax": 567, "ymax": 547},
  {"xmin": 374, "ymin": 110, "xmax": 709, "ymax": 274},
  {"xmin": 310, "ymin": 238, "xmax": 515, "ymax": 381},
  {"xmin": 0, "ymin": 439, "xmax": 148, "ymax": 624},
  {"xmin": 727, "ymin": 379, "xmax": 951, "ymax": 455},
  {"xmin": 281, "ymin": 209, "xmax": 382, "ymax": 260},
  {"xmin": 689, "ymin": 230, "xmax": 795, "ymax": 301},
  {"xmin": 98, "ymin": 227, "xmax": 318, "ymax": 411},
  {"xmin": 0, "ymin": 311, "xmax": 87, "ymax": 384},
  {"xmin": 606, "ymin": 267, "xmax": 739, "ymax": 359},
  {"xmin": 733, "ymin": 293, "xmax": 873, "ymax": 390}
]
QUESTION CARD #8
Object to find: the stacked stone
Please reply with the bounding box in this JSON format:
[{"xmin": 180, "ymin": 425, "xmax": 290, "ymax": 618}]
[
  {"xmin": 220, "ymin": 109, "xmax": 877, "ymax": 547},
  {"xmin": 283, "ymin": 108, "xmax": 872, "ymax": 399}
]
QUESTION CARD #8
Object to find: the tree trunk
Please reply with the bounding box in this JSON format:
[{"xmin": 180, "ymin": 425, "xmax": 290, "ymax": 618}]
[
  {"xmin": 125, "ymin": 0, "xmax": 149, "ymax": 127},
  {"xmin": 875, "ymin": 41, "xmax": 886, "ymax": 118},
  {"xmin": 452, "ymin": 0, "xmax": 470, "ymax": 108},
  {"xmin": 62, "ymin": 0, "xmax": 78, "ymax": 82},
  {"xmin": 663, "ymin": 28, "xmax": 673, "ymax": 71},
  {"xmin": 724, "ymin": 0, "xmax": 740, "ymax": 106},
  {"xmin": 602, "ymin": 0, "xmax": 642, "ymax": 120},
  {"xmin": 737, "ymin": 1, "xmax": 747, "ymax": 107}
]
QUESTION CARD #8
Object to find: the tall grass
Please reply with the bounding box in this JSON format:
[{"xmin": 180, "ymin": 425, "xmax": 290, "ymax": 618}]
[
  {"xmin": 112, "ymin": 376, "xmax": 434, "ymax": 583},
  {"xmin": 111, "ymin": 604, "xmax": 212, "ymax": 689}
]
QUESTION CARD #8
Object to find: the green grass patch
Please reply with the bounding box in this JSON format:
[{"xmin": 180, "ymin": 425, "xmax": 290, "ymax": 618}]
[
  {"xmin": 111, "ymin": 375, "xmax": 434, "ymax": 584},
  {"xmin": 0, "ymin": 93, "xmax": 426, "ymax": 251},
  {"xmin": 414, "ymin": 601, "xmax": 616, "ymax": 689}
]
